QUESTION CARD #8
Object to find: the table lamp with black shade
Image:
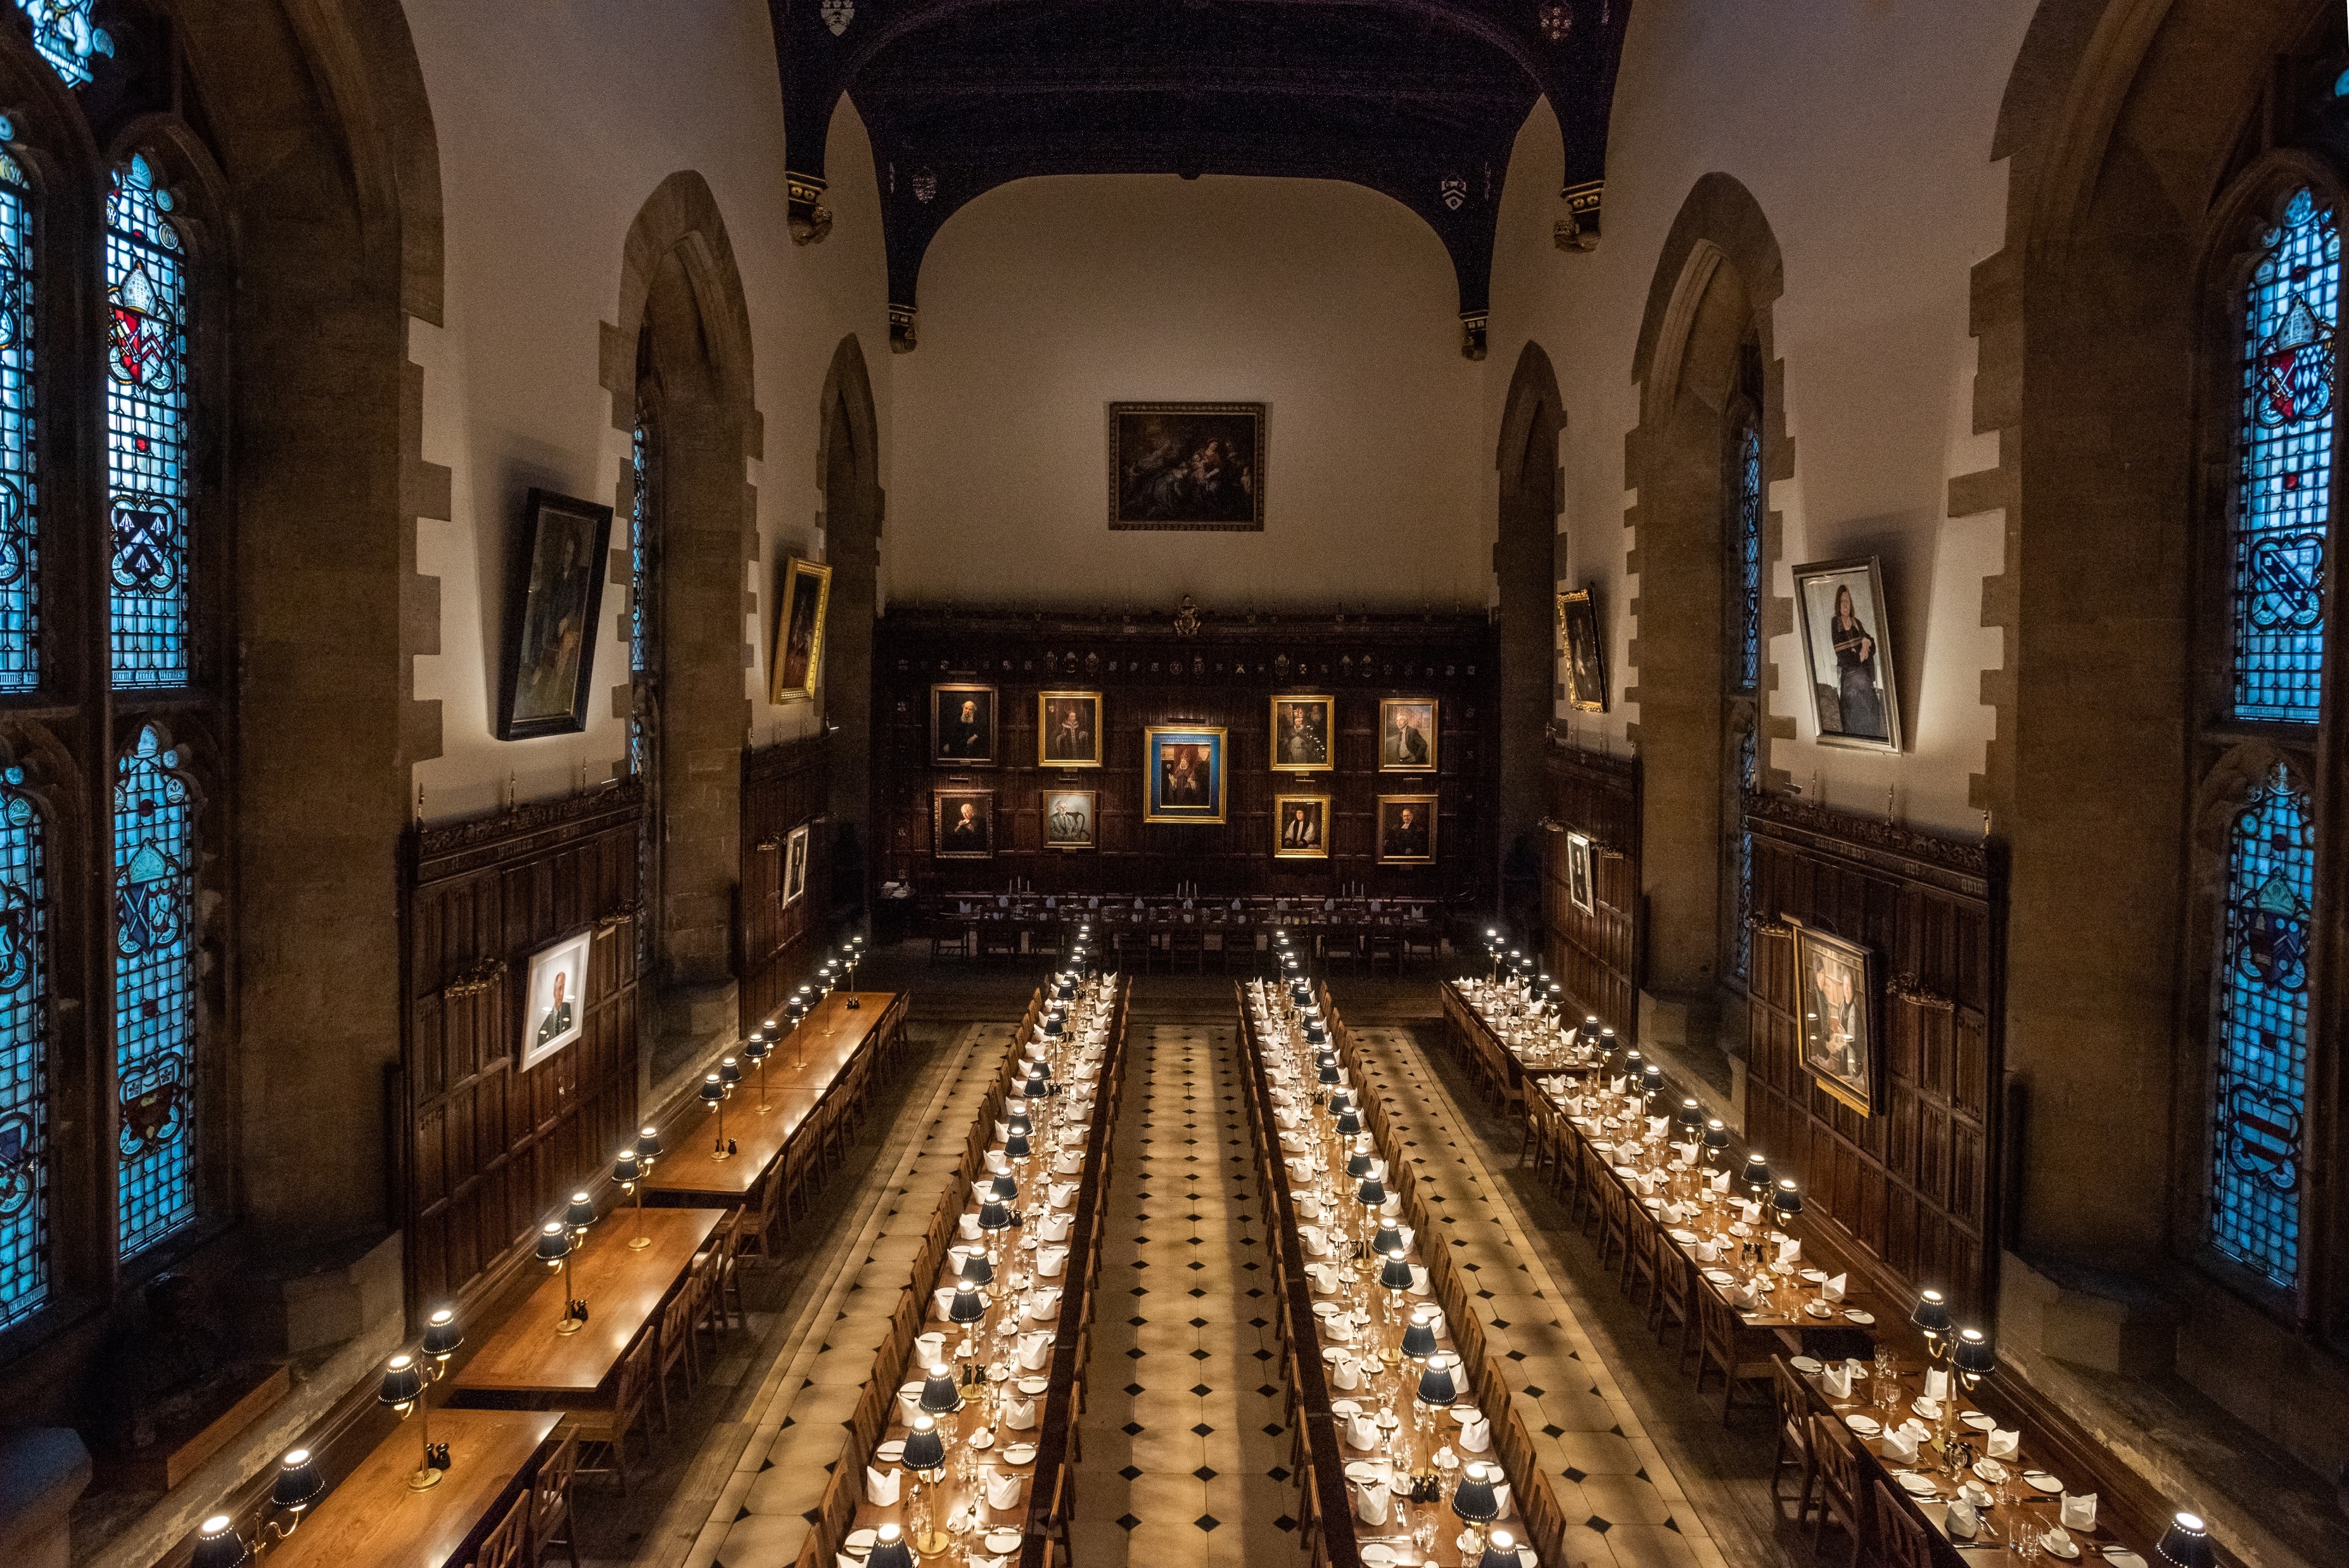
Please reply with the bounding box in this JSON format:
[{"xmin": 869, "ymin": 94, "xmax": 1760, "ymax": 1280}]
[
  {"xmin": 1676, "ymin": 1097, "xmax": 1706, "ymax": 1140},
  {"xmin": 866, "ymin": 1522, "xmax": 915, "ymax": 1568},
  {"xmin": 1453, "ymin": 1459, "xmax": 1501, "ymax": 1554},
  {"xmin": 901, "ymin": 1413, "xmax": 949, "ymax": 1555},
  {"xmin": 611, "ymin": 1147, "xmax": 652, "ymax": 1251},
  {"xmin": 1335, "ymin": 1109, "xmax": 1361, "ymax": 1137},
  {"xmin": 1911, "ymin": 1287, "xmax": 1952, "ymax": 1363},
  {"xmin": 537, "ymin": 1221, "xmax": 585, "ymax": 1334},
  {"xmin": 950, "ymin": 1278, "xmax": 989, "ymax": 1328},
  {"xmin": 1477, "ymin": 1529, "xmax": 1521, "ymax": 1568},
  {"xmin": 379, "ymin": 1352, "xmax": 450, "ymax": 1489},
  {"xmin": 1953, "ymin": 1327, "xmax": 1995, "ymax": 1393},
  {"xmin": 742, "ymin": 1031, "xmax": 772, "ymax": 1113},
  {"xmin": 1380, "ymin": 1249, "xmax": 1415, "ymax": 1293},
  {"xmin": 1346, "ymin": 1148, "xmax": 1374, "ymax": 1182},
  {"xmin": 1771, "ymin": 1178, "xmax": 1803, "ymax": 1225},
  {"xmin": 1703, "ymin": 1119, "xmax": 1730, "ymax": 1168},
  {"xmin": 990, "ymin": 1172, "xmax": 1018, "ymax": 1206},
  {"xmin": 1416, "ymin": 1352, "xmax": 1458, "ymax": 1409},
  {"xmin": 701, "ymin": 1071, "xmax": 735, "ymax": 1161},
  {"xmin": 2157, "ymin": 1512, "xmax": 2215, "ymax": 1568},
  {"xmin": 1372, "ymin": 1223, "xmax": 1404, "ymax": 1257},
  {"xmin": 958, "ymin": 1249, "xmax": 994, "ymax": 1287},
  {"xmin": 1743, "ymin": 1154, "xmax": 1773, "ymax": 1203},
  {"xmin": 920, "ymin": 1361, "xmax": 964, "ymax": 1415},
  {"xmin": 1005, "ymin": 1129, "xmax": 1031, "ymax": 1161},
  {"xmin": 191, "ymin": 1440, "xmax": 328, "ymax": 1565},
  {"xmin": 1402, "ymin": 1308, "xmax": 1438, "ymax": 1361}
]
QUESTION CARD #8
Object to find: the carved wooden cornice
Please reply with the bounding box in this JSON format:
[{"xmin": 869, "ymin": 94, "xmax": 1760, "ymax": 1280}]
[
  {"xmin": 414, "ymin": 781, "xmax": 647, "ymax": 883},
  {"xmin": 440, "ymin": 957, "xmax": 506, "ymax": 1000},
  {"xmin": 1544, "ymin": 735, "xmax": 1640, "ymax": 786},
  {"xmin": 1745, "ymin": 793, "xmax": 1992, "ymax": 897},
  {"xmin": 744, "ymin": 732, "xmax": 829, "ymax": 786}
]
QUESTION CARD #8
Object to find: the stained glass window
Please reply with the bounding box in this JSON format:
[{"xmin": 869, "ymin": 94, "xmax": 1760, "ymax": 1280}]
[
  {"xmin": 0, "ymin": 768, "xmax": 47, "ymax": 1329},
  {"xmin": 2232, "ymin": 188, "xmax": 2336, "ymax": 724},
  {"xmin": 1729, "ymin": 723, "xmax": 1757, "ymax": 981},
  {"xmin": 13, "ymin": 1, "xmax": 113, "ymax": 87},
  {"xmin": 1734, "ymin": 417, "xmax": 1763, "ymax": 693},
  {"xmin": 2211, "ymin": 768, "xmax": 2312, "ymax": 1288},
  {"xmin": 115, "ymin": 725, "xmax": 196, "ymax": 1258},
  {"xmin": 105, "ymin": 155, "xmax": 189, "ymax": 689},
  {"xmin": 630, "ymin": 407, "xmax": 648, "ymax": 679},
  {"xmin": 0, "ymin": 154, "xmax": 37, "ymax": 694}
]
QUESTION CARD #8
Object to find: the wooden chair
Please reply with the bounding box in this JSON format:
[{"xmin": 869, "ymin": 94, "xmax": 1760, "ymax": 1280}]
[
  {"xmin": 529, "ymin": 1432, "xmax": 580, "ymax": 1568},
  {"xmin": 1806, "ymin": 1412, "xmax": 1868, "ymax": 1566},
  {"xmin": 471, "ymin": 1489, "xmax": 530, "ymax": 1568},
  {"xmin": 1692, "ymin": 1289, "xmax": 1776, "ymax": 1420},
  {"xmin": 1648, "ymin": 1230, "xmax": 1693, "ymax": 1354},
  {"xmin": 742, "ymin": 1162, "xmax": 786, "ymax": 1257},
  {"xmin": 655, "ymin": 1284, "xmax": 700, "ymax": 1427},
  {"xmin": 1870, "ymin": 1477, "xmax": 1937, "ymax": 1568},
  {"xmin": 1769, "ymin": 1356, "xmax": 1816, "ymax": 1514},
  {"xmin": 559, "ymin": 1334, "xmax": 654, "ymax": 1495},
  {"xmin": 1593, "ymin": 1172, "xmax": 1631, "ymax": 1274},
  {"xmin": 1621, "ymin": 1204, "xmax": 1660, "ymax": 1304}
]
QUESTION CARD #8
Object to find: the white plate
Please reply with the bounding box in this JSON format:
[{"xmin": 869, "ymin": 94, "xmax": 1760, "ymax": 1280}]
[
  {"xmin": 1344, "ymin": 1461, "xmax": 1380, "ymax": 1482},
  {"xmin": 1321, "ymin": 1346, "xmax": 1346, "ymax": 1362},
  {"xmin": 986, "ymin": 1529, "xmax": 1023, "ymax": 1553},
  {"xmin": 1913, "ymin": 1399, "xmax": 1944, "ymax": 1421},
  {"xmin": 1313, "ymin": 1301, "xmax": 1340, "ymax": 1316},
  {"xmin": 1960, "ymin": 1412, "xmax": 1997, "ymax": 1432},
  {"xmin": 1669, "ymin": 1228, "xmax": 1700, "ymax": 1244},
  {"xmin": 1798, "ymin": 1268, "xmax": 1828, "ymax": 1284},
  {"xmin": 1019, "ymin": 1376, "xmax": 1050, "ymax": 1395},
  {"xmin": 1331, "ymin": 1399, "xmax": 1361, "ymax": 1415},
  {"xmin": 876, "ymin": 1440, "xmax": 905, "ymax": 1463},
  {"xmin": 1804, "ymin": 1301, "xmax": 1836, "ymax": 1319},
  {"xmin": 1450, "ymin": 1405, "xmax": 1479, "ymax": 1422},
  {"xmin": 1361, "ymin": 1548, "xmax": 1394, "ymax": 1567},
  {"xmin": 846, "ymin": 1529, "xmax": 878, "ymax": 1550},
  {"xmin": 1703, "ymin": 1268, "xmax": 1736, "ymax": 1285},
  {"xmin": 1843, "ymin": 1310, "xmax": 1876, "ymax": 1325},
  {"xmin": 2042, "ymin": 1533, "xmax": 2082, "ymax": 1560},
  {"xmin": 1973, "ymin": 1458, "xmax": 2010, "ymax": 1484},
  {"xmin": 2026, "ymin": 1471, "xmax": 2064, "ymax": 1493},
  {"xmin": 1844, "ymin": 1415, "xmax": 1881, "ymax": 1436},
  {"xmin": 1789, "ymin": 1356, "xmax": 1824, "ymax": 1375},
  {"xmin": 2102, "ymin": 1552, "xmax": 2148, "ymax": 1568},
  {"xmin": 1005, "ymin": 1442, "xmax": 1038, "ymax": 1465},
  {"xmin": 1897, "ymin": 1472, "xmax": 1940, "ymax": 1497}
]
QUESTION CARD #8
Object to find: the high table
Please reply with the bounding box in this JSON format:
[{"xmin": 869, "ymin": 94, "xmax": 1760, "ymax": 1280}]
[
  {"xmin": 642, "ymin": 990, "xmax": 905, "ymax": 1206},
  {"xmin": 265, "ymin": 1410, "xmax": 558, "ymax": 1568},
  {"xmin": 449, "ymin": 1207, "xmax": 723, "ymax": 1404}
]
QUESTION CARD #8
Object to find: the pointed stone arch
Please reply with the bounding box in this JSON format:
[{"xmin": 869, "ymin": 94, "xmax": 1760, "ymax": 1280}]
[
  {"xmin": 818, "ymin": 335, "xmax": 883, "ymax": 913},
  {"xmin": 1494, "ymin": 340, "xmax": 1565, "ymax": 945}
]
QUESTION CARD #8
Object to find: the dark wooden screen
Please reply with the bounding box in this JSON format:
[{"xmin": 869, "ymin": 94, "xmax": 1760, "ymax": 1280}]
[
  {"xmin": 877, "ymin": 608, "xmax": 1496, "ymax": 902},
  {"xmin": 1745, "ymin": 796, "xmax": 2003, "ymax": 1316},
  {"xmin": 1541, "ymin": 741, "xmax": 1642, "ymax": 1042},
  {"xmin": 401, "ymin": 786, "xmax": 644, "ymax": 1316},
  {"xmin": 741, "ymin": 735, "xmax": 831, "ymax": 1033}
]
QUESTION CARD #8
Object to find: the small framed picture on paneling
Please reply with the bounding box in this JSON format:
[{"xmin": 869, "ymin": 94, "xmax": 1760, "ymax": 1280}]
[
  {"xmin": 1792, "ymin": 556, "xmax": 1902, "ymax": 753},
  {"xmin": 770, "ymin": 556, "xmax": 832, "ymax": 704},
  {"xmin": 1558, "ymin": 586, "xmax": 1609, "ymax": 714},
  {"xmin": 1378, "ymin": 698, "xmax": 1438, "ymax": 772},
  {"xmin": 1793, "ymin": 919, "xmax": 1878, "ymax": 1116},
  {"xmin": 1273, "ymin": 793, "xmax": 1330, "ymax": 859},
  {"xmin": 782, "ymin": 823, "xmax": 811, "ymax": 907},
  {"xmin": 1375, "ymin": 794, "xmax": 1438, "ymax": 865},
  {"xmin": 1565, "ymin": 831, "xmax": 1597, "ymax": 915},
  {"xmin": 1270, "ymin": 694, "xmax": 1335, "ymax": 772},
  {"xmin": 1143, "ymin": 725, "xmax": 1228, "ymax": 824},
  {"xmin": 1038, "ymin": 691, "xmax": 1104, "ymax": 768},
  {"xmin": 1043, "ymin": 789, "xmax": 1097, "ymax": 850},
  {"xmin": 932, "ymin": 684, "xmax": 998, "ymax": 767},
  {"xmin": 521, "ymin": 929, "xmax": 593, "ymax": 1071},
  {"xmin": 934, "ymin": 789, "xmax": 996, "ymax": 858},
  {"xmin": 497, "ymin": 488, "xmax": 613, "ymax": 740}
]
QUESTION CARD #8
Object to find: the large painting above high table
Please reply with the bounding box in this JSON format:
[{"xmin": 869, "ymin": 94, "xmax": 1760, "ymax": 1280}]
[{"xmin": 876, "ymin": 603, "xmax": 1496, "ymax": 902}]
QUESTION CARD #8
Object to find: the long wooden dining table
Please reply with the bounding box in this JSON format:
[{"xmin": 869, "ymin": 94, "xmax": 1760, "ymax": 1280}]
[
  {"xmin": 265, "ymin": 1409, "xmax": 558, "ymax": 1568},
  {"xmin": 448, "ymin": 1206, "xmax": 723, "ymax": 1404}
]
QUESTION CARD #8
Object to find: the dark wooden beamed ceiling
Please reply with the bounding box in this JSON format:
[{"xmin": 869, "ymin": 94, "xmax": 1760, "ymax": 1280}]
[{"xmin": 768, "ymin": 0, "xmax": 1632, "ymax": 355}]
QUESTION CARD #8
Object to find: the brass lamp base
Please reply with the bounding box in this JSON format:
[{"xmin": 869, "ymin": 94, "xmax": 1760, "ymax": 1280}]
[
  {"xmin": 555, "ymin": 1317, "xmax": 585, "ymax": 1335},
  {"xmin": 911, "ymin": 1528, "xmax": 952, "ymax": 1557},
  {"xmin": 711, "ymin": 1145, "xmax": 734, "ymax": 1162},
  {"xmin": 628, "ymin": 1234, "xmax": 653, "ymax": 1250},
  {"xmin": 407, "ymin": 1465, "xmax": 445, "ymax": 1492}
]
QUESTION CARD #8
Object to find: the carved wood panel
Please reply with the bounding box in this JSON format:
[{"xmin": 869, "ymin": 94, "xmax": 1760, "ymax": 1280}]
[
  {"xmin": 876, "ymin": 609, "xmax": 1496, "ymax": 903},
  {"xmin": 740, "ymin": 736, "xmax": 831, "ymax": 1033},
  {"xmin": 1541, "ymin": 742, "xmax": 1642, "ymax": 1043},
  {"xmin": 1743, "ymin": 796, "xmax": 2002, "ymax": 1318},
  {"xmin": 403, "ymin": 787, "xmax": 644, "ymax": 1316}
]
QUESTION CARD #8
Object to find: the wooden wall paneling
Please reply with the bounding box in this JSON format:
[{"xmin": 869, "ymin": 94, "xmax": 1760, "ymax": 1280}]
[
  {"xmin": 739, "ymin": 736, "xmax": 831, "ymax": 1034},
  {"xmin": 1540, "ymin": 741, "xmax": 1641, "ymax": 1042},
  {"xmin": 404, "ymin": 784, "xmax": 646, "ymax": 1318},
  {"xmin": 875, "ymin": 608, "xmax": 1496, "ymax": 905},
  {"xmin": 1743, "ymin": 794, "xmax": 2004, "ymax": 1321}
]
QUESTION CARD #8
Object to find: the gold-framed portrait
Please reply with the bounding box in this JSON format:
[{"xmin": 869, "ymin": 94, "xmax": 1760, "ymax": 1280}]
[
  {"xmin": 1270, "ymin": 694, "xmax": 1335, "ymax": 773},
  {"xmin": 1793, "ymin": 920, "xmax": 1877, "ymax": 1116},
  {"xmin": 1272, "ymin": 793, "xmax": 1330, "ymax": 859},
  {"xmin": 1378, "ymin": 698, "xmax": 1438, "ymax": 772},
  {"xmin": 1375, "ymin": 794, "xmax": 1438, "ymax": 865},
  {"xmin": 769, "ymin": 556, "xmax": 832, "ymax": 704},
  {"xmin": 931, "ymin": 684, "xmax": 998, "ymax": 767},
  {"xmin": 934, "ymin": 789, "xmax": 995, "ymax": 859},
  {"xmin": 1143, "ymin": 725, "xmax": 1228, "ymax": 824},
  {"xmin": 1038, "ymin": 691, "xmax": 1104, "ymax": 768},
  {"xmin": 1558, "ymin": 585, "xmax": 1609, "ymax": 713},
  {"xmin": 1565, "ymin": 831, "xmax": 1597, "ymax": 915}
]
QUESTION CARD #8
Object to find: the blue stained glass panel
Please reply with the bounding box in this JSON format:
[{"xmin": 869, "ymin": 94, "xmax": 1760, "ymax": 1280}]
[
  {"xmin": 0, "ymin": 155, "xmax": 38, "ymax": 693},
  {"xmin": 2233, "ymin": 189, "xmax": 2337, "ymax": 724},
  {"xmin": 0, "ymin": 768, "xmax": 47, "ymax": 1329},
  {"xmin": 115, "ymin": 725, "xmax": 196, "ymax": 1258},
  {"xmin": 630, "ymin": 409, "xmax": 648, "ymax": 678},
  {"xmin": 1735, "ymin": 418, "xmax": 1763, "ymax": 693},
  {"xmin": 106, "ymin": 156, "xmax": 189, "ymax": 689},
  {"xmin": 2210, "ymin": 768, "xmax": 2313, "ymax": 1288},
  {"xmin": 13, "ymin": 1, "xmax": 113, "ymax": 87},
  {"xmin": 1731, "ymin": 724, "xmax": 1755, "ymax": 981}
]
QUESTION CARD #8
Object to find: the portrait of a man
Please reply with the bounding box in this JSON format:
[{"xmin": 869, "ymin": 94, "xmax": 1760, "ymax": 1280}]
[
  {"xmin": 1566, "ymin": 831, "xmax": 1597, "ymax": 915},
  {"xmin": 1273, "ymin": 793, "xmax": 1329, "ymax": 860},
  {"xmin": 931, "ymin": 685, "xmax": 998, "ymax": 766},
  {"xmin": 1794, "ymin": 923, "xmax": 1876, "ymax": 1114},
  {"xmin": 1043, "ymin": 790, "xmax": 1097, "ymax": 850},
  {"xmin": 1793, "ymin": 557, "xmax": 1904, "ymax": 753},
  {"xmin": 770, "ymin": 557, "xmax": 832, "ymax": 704},
  {"xmin": 1143, "ymin": 725, "xmax": 1228, "ymax": 822},
  {"xmin": 935, "ymin": 790, "xmax": 996, "ymax": 858},
  {"xmin": 1109, "ymin": 403, "xmax": 1267, "ymax": 530},
  {"xmin": 1270, "ymin": 696, "xmax": 1334, "ymax": 773},
  {"xmin": 1558, "ymin": 587, "xmax": 1610, "ymax": 714},
  {"xmin": 1039, "ymin": 691, "xmax": 1104, "ymax": 768},
  {"xmin": 782, "ymin": 824, "xmax": 810, "ymax": 907},
  {"xmin": 1378, "ymin": 699, "xmax": 1438, "ymax": 773},
  {"xmin": 1376, "ymin": 795, "xmax": 1437, "ymax": 864},
  {"xmin": 521, "ymin": 929, "xmax": 594, "ymax": 1069},
  {"xmin": 499, "ymin": 490, "xmax": 612, "ymax": 740}
]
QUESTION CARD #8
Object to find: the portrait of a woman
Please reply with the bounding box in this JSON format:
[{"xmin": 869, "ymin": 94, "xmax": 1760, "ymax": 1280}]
[
  {"xmin": 1795, "ymin": 558, "xmax": 1903, "ymax": 752},
  {"xmin": 1828, "ymin": 583, "xmax": 1888, "ymax": 741}
]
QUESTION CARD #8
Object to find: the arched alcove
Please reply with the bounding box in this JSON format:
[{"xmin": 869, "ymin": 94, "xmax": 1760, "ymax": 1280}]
[
  {"xmin": 819, "ymin": 335, "xmax": 882, "ymax": 915},
  {"xmin": 1494, "ymin": 341, "xmax": 1564, "ymax": 947}
]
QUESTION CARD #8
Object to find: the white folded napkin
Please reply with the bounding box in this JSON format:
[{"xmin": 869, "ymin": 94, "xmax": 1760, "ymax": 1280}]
[
  {"xmin": 1053, "ymin": 1152, "xmax": 1084, "ymax": 1175},
  {"xmin": 1396, "ymin": 1225, "xmax": 1415, "ymax": 1251},
  {"xmin": 933, "ymin": 1287, "xmax": 958, "ymax": 1318},
  {"xmin": 1019, "ymin": 1332, "xmax": 1053, "ymax": 1370},
  {"xmin": 993, "ymin": 1121, "xmax": 1010, "ymax": 1142},
  {"xmin": 1778, "ymin": 1237, "xmax": 1802, "ymax": 1265},
  {"xmin": 986, "ymin": 1471, "xmax": 1025, "ymax": 1510},
  {"xmin": 1036, "ymin": 1213, "xmax": 1071, "ymax": 1241},
  {"xmin": 1945, "ymin": 1498, "xmax": 1978, "ymax": 1539},
  {"xmin": 1280, "ymin": 1132, "xmax": 1308, "ymax": 1152},
  {"xmin": 985, "ymin": 1150, "xmax": 1011, "ymax": 1174},
  {"xmin": 958, "ymin": 1213, "xmax": 983, "ymax": 1240},
  {"xmin": 1821, "ymin": 1365, "xmax": 1851, "ymax": 1399},
  {"xmin": 1300, "ymin": 1227, "xmax": 1331, "ymax": 1258},
  {"xmin": 1708, "ymin": 1170, "xmax": 1730, "ymax": 1192},
  {"xmin": 1646, "ymin": 1116, "xmax": 1670, "ymax": 1139},
  {"xmin": 865, "ymin": 1465, "xmax": 900, "ymax": 1505},
  {"xmin": 1354, "ymin": 1480, "xmax": 1389, "ymax": 1524},
  {"xmin": 1822, "ymin": 1273, "xmax": 1847, "ymax": 1302},
  {"xmin": 1036, "ymin": 1246, "xmax": 1067, "ymax": 1278},
  {"xmin": 1295, "ymin": 1194, "xmax": 1321, "ymax": 1220},
  {"xmin": 916, "ymin": 1331, "xmax": 945, "ymax": 1365},
  {"xmin": 1409, "ymin": 1265, "xmax": 1431, "ymax": 1296},
  {"xmin": 1636, "ymin": 1172, "xmax": 1659, "ymax": 1197},
  {"xmin": 1331, "ymin": 1356, "xmax": 1364, "ymax": 1391},
  {"xmin": 896, "ymin": 1386, "xmax": 923, "ymax": 1425},
  {"xmin": 1346, "ymin": 1413, "xmax": 1378, "ymax": 1448},
  {"xmin": 1458, "ymin": 1413, "xmax": 1491, "ymax": 1453},
  {"xmin": 1381, "ymin": 1195, "xmax": 1401, "ymax": 1218},
  {"xmin": 1660, "ymin": 1202, "xmax": 1686, "ymax": 1225},
  {"xmin": 1366, "ymin": 1158, "xmax": 1387, "ymax": 1180},
  {"xmin": 1308, "ymin": 1265, "xmax": 1340, "ymax": 1294},
  {"xmin": 1049, "ymin": 1182, "xmax": 1076, "ymax": 1208},
  {"xmin": 1026, "ymin": 1289, "xmax": 1062, "ymax": 1320},
  {"xmin": 1695, "ymin": 1241, "xmax": 1720, "ymax": 1263},
  {"xmin": 1739, "ymin": 1200, "xmax": 1762, "ymax": 1224},
  {"xmin": 1493, "ymin": 1482, "xmax": 1513, "ymax": 1517},
  {"xmin": 1923, "ymin": 1368, "xmax": 1951, "ymax": 1402},
  {"xmin": 1287, "ymin": 1157, "xmax": 1315, "ymax": 1181},
  {"xmin": 1881, "ymin": 1427, "xmax": 1919, "ymax": 1463},
  {"xmin": 1988, "ymin": 1427, "xmax": 2020, "ymax": 1459},
  {"xmin": 1003, "ymin": 1398, "xmax": 1038, "ymax": 1430},
  {"xmin": 1610, "ymin": 1076, "xmax": 1627, "ymax": 1094},
  {"xmin": 2061, "ymin": 1494, "xmax": 2098, "ymax": 1532},
  {"xmin": 972, "ymin": 1181, "xmax": 994, "ymax": 1204},
  {"xmin": 1276, "ymin": 1107, "xmax": 1301, "ymax": 1128}
]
